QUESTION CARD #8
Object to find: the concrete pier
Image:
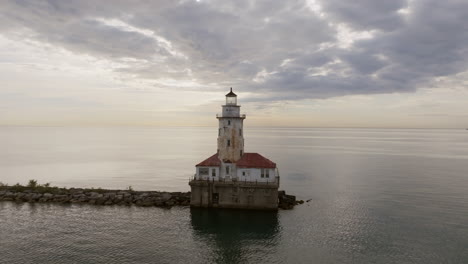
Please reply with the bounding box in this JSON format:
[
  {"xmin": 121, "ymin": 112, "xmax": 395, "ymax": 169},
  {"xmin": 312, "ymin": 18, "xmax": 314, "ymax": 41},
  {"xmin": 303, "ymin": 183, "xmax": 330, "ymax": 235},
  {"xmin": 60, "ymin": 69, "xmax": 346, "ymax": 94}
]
[{"xmin": 189, "ymin": 179, "xmax": 279, "ymax": 210}]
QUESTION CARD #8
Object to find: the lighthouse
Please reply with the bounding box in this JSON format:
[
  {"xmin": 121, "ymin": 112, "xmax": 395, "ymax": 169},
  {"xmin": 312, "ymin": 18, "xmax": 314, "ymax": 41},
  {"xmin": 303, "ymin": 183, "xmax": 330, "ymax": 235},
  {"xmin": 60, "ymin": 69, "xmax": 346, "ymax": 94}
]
[
  {"xmin": 189, "ymin": 88, "xmax": 279, "ymax": 210},
  {"xmin": 217, "ymin": 87, "xmax": 245, "ymax": 178}
]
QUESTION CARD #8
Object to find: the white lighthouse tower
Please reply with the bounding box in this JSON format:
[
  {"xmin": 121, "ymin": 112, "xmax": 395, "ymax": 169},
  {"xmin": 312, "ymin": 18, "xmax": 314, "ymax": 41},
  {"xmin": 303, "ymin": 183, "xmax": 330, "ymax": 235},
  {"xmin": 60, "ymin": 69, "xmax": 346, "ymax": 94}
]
[
  {"xmin": 217, "ymin": 88, "xmax": 245, "ymax": 179},
  {"xmin": 189, "ymin": 88, "xmax": 279, "ymax": 210}
]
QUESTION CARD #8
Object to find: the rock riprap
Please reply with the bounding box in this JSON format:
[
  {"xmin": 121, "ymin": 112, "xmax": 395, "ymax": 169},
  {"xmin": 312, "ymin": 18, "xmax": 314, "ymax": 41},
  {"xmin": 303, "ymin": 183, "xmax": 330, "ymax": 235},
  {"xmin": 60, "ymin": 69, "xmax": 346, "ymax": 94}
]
[
  {"xmin": 0, "ymin": 186, "xmax": 190, "ymax": 208},
  {"xmin": 0, "ymin": 185, "xmax": 302, "ymax": 209},
  {"xmin": 278, "ymin": 190, "xmax": 304, "ymax": 209}
]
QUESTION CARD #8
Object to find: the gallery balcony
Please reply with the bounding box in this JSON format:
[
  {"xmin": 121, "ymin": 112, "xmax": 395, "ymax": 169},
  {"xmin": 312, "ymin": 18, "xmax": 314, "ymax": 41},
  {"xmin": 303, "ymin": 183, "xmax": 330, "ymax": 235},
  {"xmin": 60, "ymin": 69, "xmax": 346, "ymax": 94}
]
[
  {"xmin": 189, "ymin": 174, "xmax": 280, "ymax": 187},
  {"xmin": 216, "ymin": 113, "xmax": 246, "ymax": 119}
]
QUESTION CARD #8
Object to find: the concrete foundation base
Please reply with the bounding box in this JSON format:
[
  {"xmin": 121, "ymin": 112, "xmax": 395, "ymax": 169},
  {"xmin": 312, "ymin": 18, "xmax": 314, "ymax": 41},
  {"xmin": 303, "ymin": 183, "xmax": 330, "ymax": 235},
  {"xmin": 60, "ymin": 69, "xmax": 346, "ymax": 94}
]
[{"xmin": 189, "ymin": 179, "xmax": 279, "ymax": 210}]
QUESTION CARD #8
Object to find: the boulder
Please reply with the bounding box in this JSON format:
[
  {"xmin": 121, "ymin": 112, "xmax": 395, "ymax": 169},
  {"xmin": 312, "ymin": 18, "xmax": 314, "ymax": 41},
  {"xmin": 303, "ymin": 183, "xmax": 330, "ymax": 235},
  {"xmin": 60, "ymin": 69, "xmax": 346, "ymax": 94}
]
[
  {"xmin": 114, "ymin": 194, "xmax": 123, "ymax": 202},
  {"xmin": 105, "ymin": 192, "xmax": 116, "ymax": 199},
  {"xmin": 161, "ymin": 193, "xmax": 172, "ymax": 201},
  {"xmin": 4, "ymin": 192, "xmax": 15, "ymax": 199},
  {"xmin": 88, "ymin": 192, "xmax": 103, "ymax": 199},
  {"xmin": 154, "ymin": 199, "xmax": 164, "ymax": 206},
  {"xmin": 121, "ymin": 192, "xmax": 131, "ymax": 198},
  {"xmin": 32, "ymin": 193, "xmax": 43, "ymax": 200},
  {"xmin": 95, "ymin": 198, "xmax": 106, "ymax": 205},
  {"xmin": 140, "ymin": 200, "xmax": 154, "ymax": 207}
]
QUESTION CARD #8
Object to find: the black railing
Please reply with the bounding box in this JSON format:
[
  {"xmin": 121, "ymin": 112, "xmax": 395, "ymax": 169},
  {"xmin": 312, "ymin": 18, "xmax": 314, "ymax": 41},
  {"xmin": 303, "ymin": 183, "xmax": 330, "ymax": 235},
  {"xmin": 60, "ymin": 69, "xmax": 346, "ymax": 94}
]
[{"xmin": 189, "ymin": 176, "xmax": 279, "ymax": 185}]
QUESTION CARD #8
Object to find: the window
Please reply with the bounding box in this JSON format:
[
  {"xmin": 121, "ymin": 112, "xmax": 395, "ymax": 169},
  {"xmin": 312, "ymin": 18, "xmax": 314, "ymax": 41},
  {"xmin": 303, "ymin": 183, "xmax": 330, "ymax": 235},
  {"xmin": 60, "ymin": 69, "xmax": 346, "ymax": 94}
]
[
  {"xmin": 212, "ymin": 193, "xmax": 219, "ymax": 204},
  {"xmin": 240, "ymin": 150, "xmax": 243, "ymax": 156},
  {"xmin": 212, "ymin": 169, "xmax": 216, "ymax": 177},
  {"xmin": 228, "ymin": 120, "xmax": 231, "ymax": 125},
  {"xmin": 242, "ymin": 171, "xmax": 246, "ymax": 176},
  {"xmin": 239, "ymin": 129, "xmax": 242, "ymax": 136},
  {"xmin": 199, "ymin": 168, "xmax": 209, "ymax": 176},
  {"xmin": 227, "ymin": 140, "xmax": 230, "ymax": 147},
  {"xmin": 260, "ymin": 169, "xmax": 270, "ymax": 178},
  {"xmin": 226, "ymin": 166, "xmax": 230, "ymax": 175}
]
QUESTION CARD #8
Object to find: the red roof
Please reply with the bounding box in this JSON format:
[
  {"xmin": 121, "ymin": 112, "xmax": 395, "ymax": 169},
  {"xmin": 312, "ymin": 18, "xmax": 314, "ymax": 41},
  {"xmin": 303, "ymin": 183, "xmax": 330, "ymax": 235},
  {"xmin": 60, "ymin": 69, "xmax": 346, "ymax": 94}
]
[
  {"xmin": 237, "ymin": 153, "xmax": 276, "ymax": 168},
  {"xmin": 196, "ymin": 153, "xmax": 221, "ymax": 167}
]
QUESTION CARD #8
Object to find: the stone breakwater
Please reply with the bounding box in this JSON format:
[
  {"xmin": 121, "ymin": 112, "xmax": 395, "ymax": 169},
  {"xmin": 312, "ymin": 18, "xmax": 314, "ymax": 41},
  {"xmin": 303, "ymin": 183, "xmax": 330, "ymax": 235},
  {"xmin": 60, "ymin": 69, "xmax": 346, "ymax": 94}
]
[
  {"xmin": 0, "ymin": 187, "xmax": 190, "ymax": 207},
  {"xmin": 0, "ymin": 186, "xmax": 302, "ymax": 209}
]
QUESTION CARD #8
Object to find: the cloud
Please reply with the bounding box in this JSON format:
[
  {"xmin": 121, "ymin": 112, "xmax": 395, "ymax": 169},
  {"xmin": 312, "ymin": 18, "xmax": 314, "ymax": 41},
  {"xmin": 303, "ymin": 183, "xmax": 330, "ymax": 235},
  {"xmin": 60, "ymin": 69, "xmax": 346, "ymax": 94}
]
[
  {"xmin": 0, "ymin": 0, "xmax": 467, "ymax": 103},
  {"xmin": 319, "ymin": 0, "xmax": 407, "ymax": 31}
]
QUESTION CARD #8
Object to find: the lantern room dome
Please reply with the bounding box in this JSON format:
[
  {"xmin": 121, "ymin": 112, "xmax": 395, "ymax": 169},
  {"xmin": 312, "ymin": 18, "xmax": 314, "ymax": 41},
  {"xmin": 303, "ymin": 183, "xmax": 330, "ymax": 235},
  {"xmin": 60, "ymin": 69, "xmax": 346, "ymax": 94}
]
[{"xmin": 226, "ymin": 87, "xmax": 237, "ymax": 97}]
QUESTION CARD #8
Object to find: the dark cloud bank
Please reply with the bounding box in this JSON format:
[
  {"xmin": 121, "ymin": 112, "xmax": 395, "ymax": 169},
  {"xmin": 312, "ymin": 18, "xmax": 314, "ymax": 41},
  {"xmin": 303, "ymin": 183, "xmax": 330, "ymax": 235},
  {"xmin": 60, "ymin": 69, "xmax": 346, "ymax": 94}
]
[{"xmin": 1, "ymin": 0, "xmax": 467, "ymax": 101}]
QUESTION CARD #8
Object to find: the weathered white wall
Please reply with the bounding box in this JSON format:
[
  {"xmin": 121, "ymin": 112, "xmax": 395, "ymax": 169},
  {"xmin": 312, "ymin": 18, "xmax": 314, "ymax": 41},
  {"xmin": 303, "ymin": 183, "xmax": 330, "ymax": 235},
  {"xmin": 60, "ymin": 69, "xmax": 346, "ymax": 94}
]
[
  {"xmin": 217, "ymin": 117, "xmax": 244, "ymax": 162},
  {"xmin": 219, "ymin": 162, "xmax": 237, "ymax": 179},
  {"xmin": 197, "ymin": 166, "xmax": 276, "ymax": 183},
  {"xmin": 222, "ymin": 105, "xmax": 240, "ymax": 117},
  {"xmin": 196, "ymin": 166, "xmax": 220, "ymax": 180},
  {"xmin": 236, "ymin": 168, "xmax": 276, "ymax": 183}
]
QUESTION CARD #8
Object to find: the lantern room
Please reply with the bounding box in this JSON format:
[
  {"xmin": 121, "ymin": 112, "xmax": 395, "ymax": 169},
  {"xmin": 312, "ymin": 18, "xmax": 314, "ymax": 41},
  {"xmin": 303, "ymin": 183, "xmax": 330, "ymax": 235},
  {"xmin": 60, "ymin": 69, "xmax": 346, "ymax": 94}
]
[{"xmin": 225, "ymin": 87, "xmax": 237, "ymax": 105}]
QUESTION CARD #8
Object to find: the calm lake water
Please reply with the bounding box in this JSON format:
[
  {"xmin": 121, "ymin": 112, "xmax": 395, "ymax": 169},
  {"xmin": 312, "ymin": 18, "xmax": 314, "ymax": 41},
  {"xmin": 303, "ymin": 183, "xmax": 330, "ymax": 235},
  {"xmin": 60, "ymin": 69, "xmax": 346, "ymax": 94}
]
[{"xmin": 1, "ymin": 126, "xmax": 468, "ymax": 263}]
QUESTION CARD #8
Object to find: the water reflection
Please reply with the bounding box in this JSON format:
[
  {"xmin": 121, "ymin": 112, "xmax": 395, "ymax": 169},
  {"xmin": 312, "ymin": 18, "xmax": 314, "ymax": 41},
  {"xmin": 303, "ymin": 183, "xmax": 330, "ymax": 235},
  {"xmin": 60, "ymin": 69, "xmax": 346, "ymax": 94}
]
[{"xmin": 190, "ymin": 208, "xmax": 280, "ymax": 263}]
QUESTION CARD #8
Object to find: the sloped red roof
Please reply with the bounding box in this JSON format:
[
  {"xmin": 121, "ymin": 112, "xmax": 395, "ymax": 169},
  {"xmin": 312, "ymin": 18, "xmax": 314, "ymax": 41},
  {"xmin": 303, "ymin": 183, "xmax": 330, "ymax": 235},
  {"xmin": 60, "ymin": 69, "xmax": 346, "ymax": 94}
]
[
  {"xmin": 237, "ymin": 153, "xmax": 276, "ymax": 168},
  {"xmin": 196, "ymin": 153, "xmax": 221, "ymax": 167}
]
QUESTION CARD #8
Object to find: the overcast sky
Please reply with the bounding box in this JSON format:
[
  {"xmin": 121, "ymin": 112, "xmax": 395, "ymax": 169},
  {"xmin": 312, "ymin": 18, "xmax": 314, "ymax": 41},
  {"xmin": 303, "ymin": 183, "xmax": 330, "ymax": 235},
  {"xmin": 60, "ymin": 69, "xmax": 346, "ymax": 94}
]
[{"xmin": 1, "ymin": 0, "xmax": 467, "ymax": 128}]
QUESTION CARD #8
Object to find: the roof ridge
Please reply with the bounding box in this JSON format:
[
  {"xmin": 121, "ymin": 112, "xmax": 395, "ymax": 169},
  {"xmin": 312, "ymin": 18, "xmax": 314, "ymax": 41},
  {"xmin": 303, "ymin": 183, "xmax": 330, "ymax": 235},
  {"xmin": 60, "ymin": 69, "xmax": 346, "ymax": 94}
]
[{"xmin": 196, "ymin": 153, "xmax": 221, "ymax": 167}]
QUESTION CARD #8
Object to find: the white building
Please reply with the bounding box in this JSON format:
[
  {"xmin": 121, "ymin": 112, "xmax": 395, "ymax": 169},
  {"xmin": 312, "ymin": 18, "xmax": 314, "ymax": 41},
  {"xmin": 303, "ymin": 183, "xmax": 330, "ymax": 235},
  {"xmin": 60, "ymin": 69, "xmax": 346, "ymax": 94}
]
[{"xmin": 194, "ymin": 88, "xmax": 279, "ymax": 184}]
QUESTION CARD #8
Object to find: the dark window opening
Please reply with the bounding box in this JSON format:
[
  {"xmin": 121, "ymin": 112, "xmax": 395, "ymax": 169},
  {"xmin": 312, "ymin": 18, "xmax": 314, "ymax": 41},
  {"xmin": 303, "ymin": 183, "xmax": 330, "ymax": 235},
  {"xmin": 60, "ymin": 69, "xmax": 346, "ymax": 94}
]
[
  {"xmin": 242, "ymin": 171, "xmax": 246, "ymax": 176},
  {"xmin": 239, "ymin": 129, "xmax": 242, "ymax": 136},
  {"xmin": 240, "ymin": 150, "xmax": 243, "ymax": 156},
  {"xmin": 228, "ymin": 120, "xmax": 231, "ymax": 125},
  {"xmin": 226, "ymin": 166, "xmax": 230, "ymax": 175},
  {"xmin": 266, "ymin": 169, "xmax": 270, "ymax": 178},
  {"xmin": 212, "ymin": 193, "xmax": 219, "ymax": 204},
  {"xmin": 199, "ymin": 168, "xmax": 209, "ymax": 176},
  {"xmin": 261, "ymin": 169, "xmax": 265, "ymax": 178},
  {"xmin": 227, "ymin": 140, "xmax": 230, "ymax": 147},
  {"xmin": 212, "ymin": 169, "xmax": 216, "ymax": 177}
]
